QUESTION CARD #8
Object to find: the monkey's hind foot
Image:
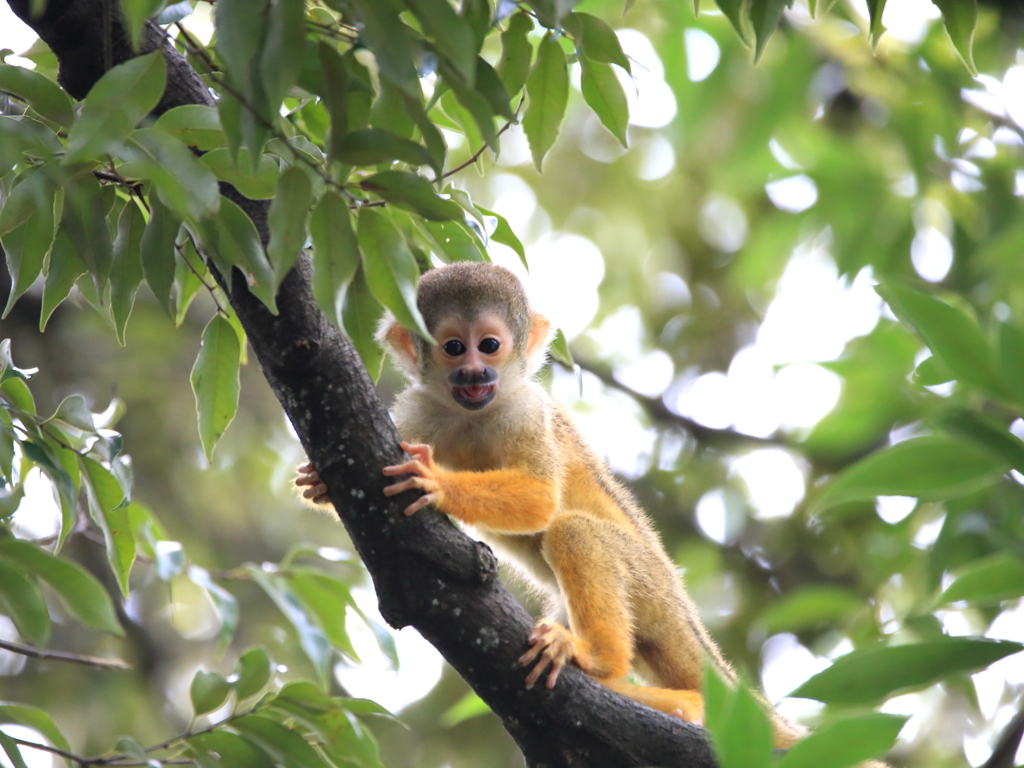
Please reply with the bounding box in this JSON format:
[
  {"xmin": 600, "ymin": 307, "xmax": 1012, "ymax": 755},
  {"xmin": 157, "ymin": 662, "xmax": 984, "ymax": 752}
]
[
  {"xmin": 518, "ymin": 619, "xmax": 592, "ymax": 690},
  {"xmin": 295, "ymin": 462, "xmax": 331, "ymax": 506}
]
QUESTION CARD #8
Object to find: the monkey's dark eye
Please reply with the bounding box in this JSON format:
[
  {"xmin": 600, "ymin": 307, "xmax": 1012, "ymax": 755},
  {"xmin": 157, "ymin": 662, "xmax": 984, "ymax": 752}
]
[
  {"xmin": 478, "ymin": 338, "xmax": 500, "ymax": 354},
  {"xmin": 443, "ymin": 340, "xmax": 466, "ymax": 356}
]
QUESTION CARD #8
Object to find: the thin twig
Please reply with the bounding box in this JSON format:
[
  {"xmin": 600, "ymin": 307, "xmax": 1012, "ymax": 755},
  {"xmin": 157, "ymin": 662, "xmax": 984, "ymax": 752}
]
[
  {"xmin": 9, "ymin": 736, "xmax": 84, "ymax": 765},
  {"xmin": 0, "ymin": 638, "xmax": 131, "ymax": 670},
  {"xmin": 175, "ymin": 235, "xmax": 228, "ymax": 317},
  {"xmin": 442, "ymin": 94, "xmax": 526, "ymax": 180},
  {"xmin": 142, "ymin": 706, "xmax": 260, "ymax": 754},
  {"xmin": 574, "ymin": 358, "xmax": 787, "ymax": 449}
]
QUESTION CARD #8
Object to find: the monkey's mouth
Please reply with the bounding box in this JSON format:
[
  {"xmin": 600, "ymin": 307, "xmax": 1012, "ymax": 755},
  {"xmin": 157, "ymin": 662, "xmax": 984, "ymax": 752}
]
[{"xmin": 452, "ymin": 383, "xmax": 497, "ymax": 410}]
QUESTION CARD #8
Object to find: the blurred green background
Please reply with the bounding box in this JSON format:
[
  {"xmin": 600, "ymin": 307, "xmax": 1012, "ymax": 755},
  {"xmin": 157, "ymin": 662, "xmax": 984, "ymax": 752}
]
[{"xmin": 4, "ymin": 1, "xmax": 1024, "ymax": 766}]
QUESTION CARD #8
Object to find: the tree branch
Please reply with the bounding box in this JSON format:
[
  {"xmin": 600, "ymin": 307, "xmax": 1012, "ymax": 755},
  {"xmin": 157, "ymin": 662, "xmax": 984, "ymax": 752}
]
[
  {"xmin": 5, "ymin": 2, "xmax": 718, "ymax": 765},
  {"xmin": 0, "ymin": 638, "xmax": 131, "ymax": 670}
]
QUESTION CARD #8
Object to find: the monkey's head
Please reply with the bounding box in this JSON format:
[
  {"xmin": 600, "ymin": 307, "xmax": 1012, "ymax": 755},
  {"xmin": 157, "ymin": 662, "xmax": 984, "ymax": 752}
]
[{"xmin": 378, "ymin": 262, "xmax": 552, "ymax": 412}]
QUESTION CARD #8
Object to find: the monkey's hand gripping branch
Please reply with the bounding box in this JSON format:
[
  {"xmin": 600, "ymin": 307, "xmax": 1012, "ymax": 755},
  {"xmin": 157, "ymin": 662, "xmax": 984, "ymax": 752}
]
[{"xmin": 381, "ymin": 442, "xmax": 558, "ymax": 533}]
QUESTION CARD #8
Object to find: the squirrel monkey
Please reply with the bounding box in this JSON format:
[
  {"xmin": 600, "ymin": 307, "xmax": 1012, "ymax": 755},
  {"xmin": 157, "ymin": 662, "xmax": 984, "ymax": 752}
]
[{"xmin": 297, "ymin": 262, "xmax": 803, "ymax": 745}]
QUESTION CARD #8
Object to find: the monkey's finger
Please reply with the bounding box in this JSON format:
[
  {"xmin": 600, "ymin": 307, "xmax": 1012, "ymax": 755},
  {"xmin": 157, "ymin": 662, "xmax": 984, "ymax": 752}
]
[
  {"xmin": 383, "ymin": 477, "xmax": 426, "ymax": 496},
  {"xmin": 518, "ymin": 643, "xmax": 544, "ymax": 667},
  {"xmin": 546, "ymin": 657, "xmax": 566, "ymax": 689},
  {"xmin": 404, "ymin": 493, "xmax": 436, "ymax": 516},
  {"xmin": 382, "ymin": 460, "xmax": 423, "ymax": 477},
  {"xmin": 295, "ymin": 471, "xmax": 321, "ymax": 486},
  {"xmin": 399, "ymin": 441, "xmax": 431, "ymax": 458},
  {"xmin": 670, "ymin": 709, "xmax": 684, "ymax": 719},
  {"xmin": 525, "ymin": 654, "xmax": 554, "ymax": 688},
  {"xmin": 302, "ymin": 484, "xmax": 328, "ymax": 499},
  {"xmin": 298, "ymin": 462, "xmax": 315, "ymax": 473}
]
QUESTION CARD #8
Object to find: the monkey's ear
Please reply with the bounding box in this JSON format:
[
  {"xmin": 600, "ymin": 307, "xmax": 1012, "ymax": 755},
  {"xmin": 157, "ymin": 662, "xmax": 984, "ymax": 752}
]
[
  {"xmin": 376, "ymin": 315, "xmax": 419, "ymax": 376},
  {"xmin": 525, "ymin": 313, "xmax": 553, "ymax": 376}
]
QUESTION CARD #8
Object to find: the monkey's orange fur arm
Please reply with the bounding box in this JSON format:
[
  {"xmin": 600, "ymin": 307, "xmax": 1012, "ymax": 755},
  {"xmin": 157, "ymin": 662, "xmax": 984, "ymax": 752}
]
[{"xmin": 383, "ymin": 442, "xmax": 557, "ymax": 532}]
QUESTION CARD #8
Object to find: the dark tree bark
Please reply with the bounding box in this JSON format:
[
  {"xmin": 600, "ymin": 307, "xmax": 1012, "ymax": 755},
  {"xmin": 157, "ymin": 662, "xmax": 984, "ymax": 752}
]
[{"xmin": 4, "ymin": 3, "xmax": 718, "ymax": 765}]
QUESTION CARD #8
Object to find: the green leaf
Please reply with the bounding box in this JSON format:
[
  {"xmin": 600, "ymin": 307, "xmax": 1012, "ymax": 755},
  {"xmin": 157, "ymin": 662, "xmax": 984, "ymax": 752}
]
[
  {"xmin": 267, "ymin": 166, "xmax": 312, "ymax": 290},
  {"xmin": 234, "ymin": 647, "xmax": 273, "ymax": 699},
  {"xmin": 357, "ymin": 208, "xmax": 432, "ymax": 342},
  {"xmin": 188, "ymin": 731, "xmax": 276, "ymax": 768},
  {"xmin": 231, "ymin": 714, "xmax": 332, "ymax": 768},
  {"xmin": 939, "ymin": 411, "xmax": 1024, "ymax": 473},
  {"xmin": 213, "ymin": 0, "xmax": 264, "ymax": 82},
  {"xmin": 579, "ymin": 54, "xmax": 628, "ymax": 148},
  {"xmin": 475, "ymin": 205, "xmax": 526, "ymax": 268},
  {"xmin": 110, "ymin": 201, "xmax": 146, "ymax": 345},
  {"xmin": 120, "ymin": 0, "xmax": 164, "ymax": 50},
  {"xmin": 440, "ymin": 59, "xmax": 498, "ymax": 150},
  {"xmin": 937, "ymin": 553, "xmax": 1024, "ymax": 606},
  {"xmin": 361, "ymin": 170, "xmax": 462, "ymax": 221},
  {"xmin": 259, "ymin": 0, "xmax": 306, "ymax": 116},
  {"xmin": 549, "ymin": 327, "xmax": 574, "ymax": 367},
  {"xmin": 566, "ymin": 13, "xmax": 630, "ymax": 73},
  {"xmin": 0, "ymin": 168, "xmax": 57, "ymax": 241},
  {"xmin": 39, "ymin": 227, "xmax": 87, "ymax": 332},
  {"xmin": 249, "ymin": 569, "xmax": 332, "ymax": 687},
  {"xmin": 0, "ymin": 556, "xmax": 49, "ymax": 646},
  {"xmin": 199, "ymin": 148, "xmax": 279, "ymax": 201},
  {"xmin": 1, "ymin": 380, "xmax": 36, "ymax": 415},
  {"xmin": 421, "ymin": 219, "xmax": 487, "ymax": 263},
  {"xmin": 776, "ymin": 713, "xmax": 907, "ymax": 768},
  {"xmin": 174, "ymin": 239, "xmax": 207, "ymax": 326},
  {"xmin": 715, "ymin": 0, "xmax": 752, "ymax": 46},
  {"xmin": 64, "ymin": 53, "xmax": 167, "ymax": 162},
  {"xmin": 474, "ymin": 57, "xmax": 515, "ymax": 121},
  {"xmin": 80, "ymin": 455, "xmax": 134, "ymax": 596},
  {"xmin": 497, "ymin": 12, "xmax": 534, "ymax": 96},
  {"xmin": 0, "ymin": 731, "xmax": 29, "ymax": 768},
  {"xmin": 60, "ymin": 170, "xmax": 114, "ymax": 289},
  {"xmin": 141, "ymin": 197, "xmax": 182, "ymax": 318},
  {"xmin": 188, "ymin": 565, "xmax": 239, "ymax": 651},
  {"xmin": 310, "ymin": 192, "xmax": 360, "ymax": 328},
  {"xmin": 403, "ymin": 0, "xmax": 476, "ymax": 84},
  {"xmin": 117, "ymin": 129, "xmax": 222, "ymax": 223},
  {"xmin": 289, "ymin": 572, "xmax": 360, "ymax": 661},
  {"xmin": 703, "ymin": 663, "xmax": 773, "ymax": 768},
  {"xmin": 191, "ymin": 669, "xmax": 232, "ymax": 716},
  {"xmin": 790, "ymin": 639, "xmax": 1024, "ymax": 705},
  {"xmin": 1, "ymin": 184, "xmax": 56, "ymax": 319},
  {"xmin": 878, "ymin": 283, "xmax": 1005, "ymax": 398},
  {"xmin": 197, "ymin": 196, "xmax": 277, "ymax": 312},
  {"xmin": 342, "ymin": 266, "xmax": 385, "ymax": 381},
  {"xmin": 347, "ymin": 0, "xmax": 420, "ymax": 97},
  {"xmin": 440, "ymin": 691, "xmax": 491, "ymax": 727},
  {"xmin": 750, "ymin": 0, "xmax": 787, "ymax": 62},
  {"xmin": 758, "ymin": 586, "xmax": 865, "ymax": 633},
  {"xmin": 0, "ymin": 115, "xmax": 60, "ymax": 175},
  {"xmin": 998, "ymin": 321, "xmax": 1024, "ymax": 406},
  {"xmin": 913, "ymin": 354, "xmax": 953, "ymax": 386},
  {"xmin": 811, "ymin": 436, "xmax": 1008, "ymax": 515},
  {"xmin": 154, "ymin": 105, "xmax": 226, "ymax": 151},
  {"xmin": 80, "ymin": 454, "xmax": 126, "ymax": 515},
  {"xmin": 190, "ymin": 315, "xmax": 241, "ymax": 461},
  {"xmin": 370, "ymin": 77, "xmax": 416, "ymax": 139},
  {"xmin": 48, "ymin": 394, "xmax": 96, "ymax": 432},
  {"xmin": 0, "ymin": 704, "xmax": 72, "ymax": 755},
  {"xmin": 336, "ymin": 128, "xmax": 434, "ymax": 168},
  {"xmin": 523, "ymin": 32, "xmax": 569, "ymax": 172},
  {"xmin": 866, "ymin": 0, "xmax": 887, "ymax": 48},
  {"xmin": 318, "ymin": 43, "xmax": 350, "ymax": 164},
  {"xmin": 0, "ymin": 64, "xmax": 74, "ymax": 127},
  {"xmin": 933, "ymin": 0, "xmax": 977, "ymax": 75}
]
